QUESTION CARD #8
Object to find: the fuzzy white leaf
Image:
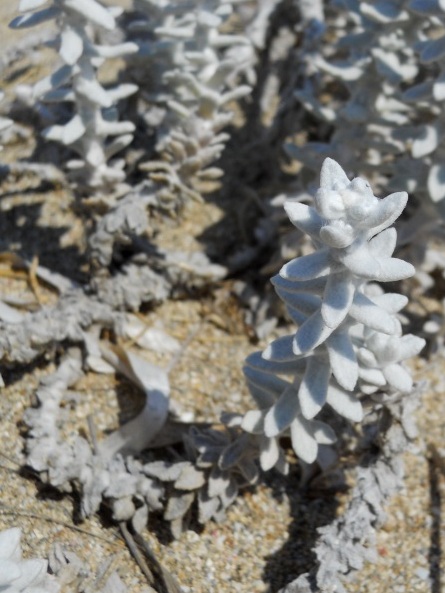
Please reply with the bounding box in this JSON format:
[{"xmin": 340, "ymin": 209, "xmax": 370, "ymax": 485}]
[
  {"xmin": 340, "ymin": 246, "xmax": 414, "ymax": 282},
  {"xmin": 271, "ymin": 275, "xmax": 326, "ymax": 295},
  {"xmin": 280, "ymin": 250, "xmax": 330, "ymax": 280},
  {"xmin": 369, "ymin": 228, "xmax": 397, "ymax": 258},
  {"xmin": 259, "ymin": 436, "xmax": 280, "ymax": 471},
  {"xmin": 59, "ymin": 27, "xmax": 83, "ymax": 65},
  {"xmin": 64, "ymin": 0, "xmax": 115, "ymax": 30},
  {"xmin": 358, "ymin": 366, "xmax": 386, "ymax": 386},
  {"xmin": 394, "ymin": 334, "xmax": 426, "ymax": 360},
  {"xmin": 321, "ymin": 271, "xmax": 355, "ymax": 328},
  {"xmin": 43, "ymin": 114, "xmax": 85, "ymax": 145},
  {"xmin": 9, "ymin": 558, "xmax": 47, "ymax": 588},
  {"xmin": 327, "ymin": 382, "xmax": 363, "ymax": 421},
  {"xmin": 264, "ymin": 386, "xmax": 299, "ymax": 437},
  {"xmin": 241, "ymin": 409, "xmax": 266, "ymax": 434},
  {"xmin": 298, "ymin": 356, "xmax": 330, "ymax": 419},
  {"xmin": 366, "ymin": 192, "xmax": 408, "ymax": 238},
  {"xmin": 0, "ymin": 528, "xmax": 21, "ymax": 561},
  {"xmin": 10, "ymin": 6, "xmax": 58, "ymax": 28},
  {"xmin": 349, "ymin": 292, "xmax": 398, "ymax": 334},
  {"xmin": 0, "ymin": 559, "xmax": 21, "ymax": 584},
  {"xmin": 263, "ymin": 335, "xmax": 296, "ymax": 361},
  {"xmin": 290, "ymin": 416, "xmax": 318, "ymax": 464},
  {"xmin": 383, "ymin": 363, "xmax": 413, "ymax": 392},
  {"xmin": 326, "ymin": 331, "xmax": 358, "ymax": 390},
  {"xmin": 33, "ymin": 65, "xmax": 72, "ymax": 97},
  {"xmin": 284, "ymin": 201, "xmax": 323, "ymax": 237},
  {"xmin": 19, "ymin": 0, "xmax": 48, "ymax": 9},
  {"xmin": 293, "ymin": 311, "xmax": 334, "ymax": 354}
]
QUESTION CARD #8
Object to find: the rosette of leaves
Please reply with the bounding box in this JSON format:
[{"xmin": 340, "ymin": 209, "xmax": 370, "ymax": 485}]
[
  {"xmin": 240, "ymin": 158, "xmax": 425, "ymax": 466},
  {"xmin": 0, "ymin": 527, "xmax": 56, "ymax": 593},
  {"xmin": 10, "ymin": 0, "xmax": 139, "ymax": 198}
]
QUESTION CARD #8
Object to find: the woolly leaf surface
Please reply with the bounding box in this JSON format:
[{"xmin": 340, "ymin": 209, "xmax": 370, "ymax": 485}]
[
  {"xmin": 383, "ymin": 363, "xmax": 413, "ymax": 392},
  {"xmin": 293, "ymin": 311, "xmax": 334, "ymax": 355},
  {"xmin": 290, "ymin": 416, "xmax": 317, "ymax": 464},
  {"xmin": 284, "ymin": 201, "xmax": 323, "ymax": 237},
  {"xmin": 298, "ymin": 356, "xmax": 330, "ymax": 418},
  {"xmin": 326, "ymin": 331, "xmax": 358, "ymax": 390},
  {"xmin": 264, "ymin": 386, "xmax": 299, "ymax": 437},
  {"xmin": 350, "ymin": 292, "xmax": 398, "ymax": 334},
  {"xmin": 280, "ymin": 250, "xmax": 330, "ymax": 280},
  {"xmin": 327, "ymin": 382, "xmax": 363, "ymax": 421},
  {"xmin": 321, "ymin": 271, "xmax": 355, "ymax": 328}
]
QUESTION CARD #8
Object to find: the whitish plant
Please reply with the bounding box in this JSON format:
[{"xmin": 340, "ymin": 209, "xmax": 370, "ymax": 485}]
[
  {"xmin": 240, "ymin": 158, "xmax": 425, "ymax": 467},
  {"xmin": 10, "ymin": 0, "xmax": 139, "ymax": 200},
  {"xmin": 0, "ymin": 527, "xmax": 56, "ymax": 592}
]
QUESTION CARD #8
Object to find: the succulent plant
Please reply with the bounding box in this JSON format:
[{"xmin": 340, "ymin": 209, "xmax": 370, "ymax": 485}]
[{"xmin": 240, "ymin": 158, "xmax": 425, "ymax": 465}]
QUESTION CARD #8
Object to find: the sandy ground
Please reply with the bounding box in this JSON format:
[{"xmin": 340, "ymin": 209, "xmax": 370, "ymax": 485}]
[{"xmin": 0, "ymin": 4, "xmax": 444, "ymax": 593}]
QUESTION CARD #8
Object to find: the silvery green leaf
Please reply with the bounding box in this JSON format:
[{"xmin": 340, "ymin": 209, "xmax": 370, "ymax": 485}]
[
  {"xmin": 382, "ymin": 363, "xmax": 413, "ymax": 392},
  {"xmin": 280, "ymin": 250, "xmax": 330, "ymax": 280},
  {"xmin": 10, "ymin": 6, "xmax": 58, "ymax": 28},
  {"xmin": 298, "ymin": 356, "xmax": 330, "ymax": 419},
  {"xmin": 59, "ymin": 27, "xmax": 83, "ymax": 65},
  {"xmin": 428, "ymin": 163, "xmax": 445, "ymax": 202},
  {"xmin": 321, "ymin": 271, "xmax": 355, "ymax": 328},
  {"xmin": 283, "ymin": 201, "xmax": 324, "ymax": 237},
  {"xmin": 293, "ymin": 311, "xmax": 334, "ymax": 355},
  {"xmin": 326, "ymin": 382, "xmax": 363, "ymax": 422},
  {"xmin": 326, "ymin": 331, "xmax": 358, "ymax": 390},
  {"xmin": 264, "ymin": 385, "xmax": 299, "ymax": 437}
]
